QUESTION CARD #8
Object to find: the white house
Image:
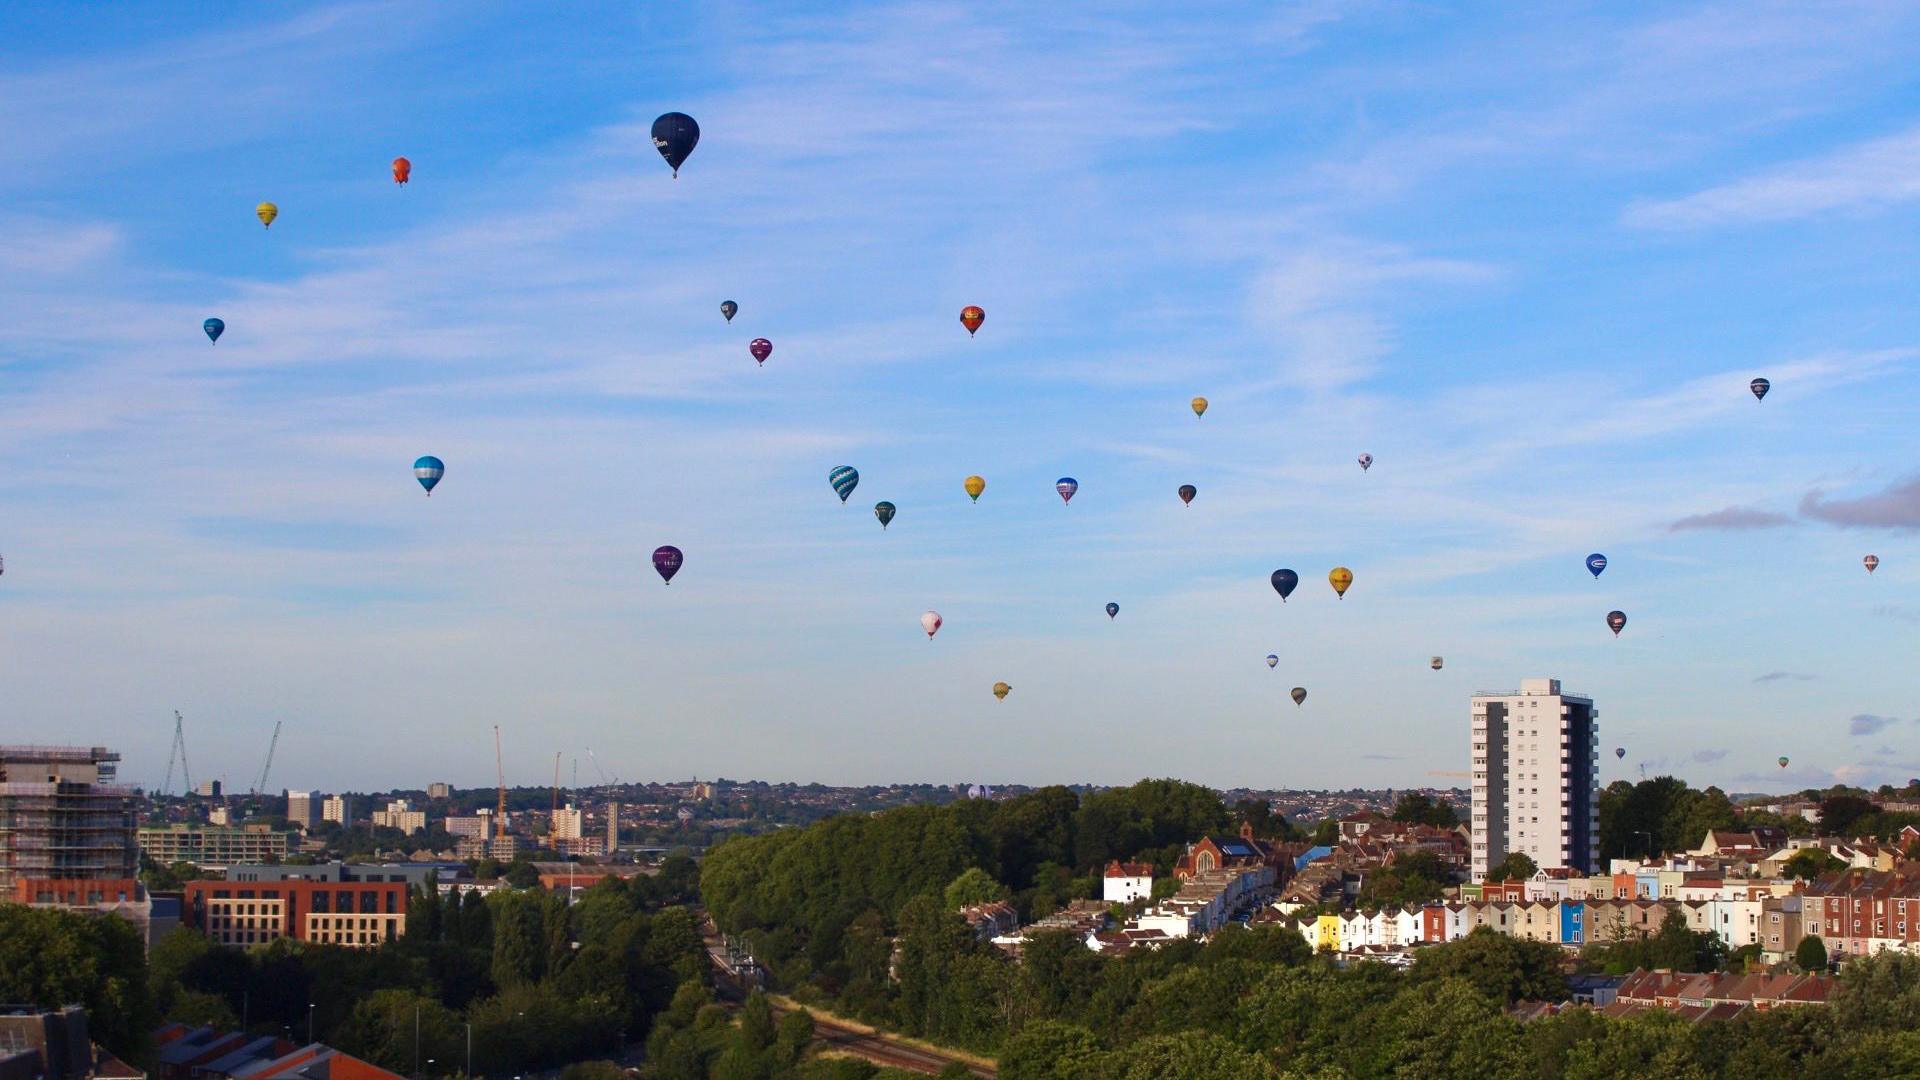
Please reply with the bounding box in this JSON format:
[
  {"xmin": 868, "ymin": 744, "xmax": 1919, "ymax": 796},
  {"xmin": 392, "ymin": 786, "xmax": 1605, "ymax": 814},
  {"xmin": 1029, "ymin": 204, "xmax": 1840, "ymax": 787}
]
[{"xmin": 1103, "ymin": 861, "xmax": 1155, "ymax": 904}]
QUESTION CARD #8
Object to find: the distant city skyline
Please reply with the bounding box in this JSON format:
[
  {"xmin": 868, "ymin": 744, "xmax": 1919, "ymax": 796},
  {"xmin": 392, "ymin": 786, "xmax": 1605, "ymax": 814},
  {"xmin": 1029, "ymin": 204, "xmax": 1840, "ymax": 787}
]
[{"xmin": 3, "ymin": 4, "xmax": 1919, "ymax": 792}]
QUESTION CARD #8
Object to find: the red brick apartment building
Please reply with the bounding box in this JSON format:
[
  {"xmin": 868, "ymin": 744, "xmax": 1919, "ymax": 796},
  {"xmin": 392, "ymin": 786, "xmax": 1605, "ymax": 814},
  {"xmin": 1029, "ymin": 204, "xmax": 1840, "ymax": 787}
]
[{"xmin": 183, "ymin": 879, "xmax": 406, "ymax": 949}]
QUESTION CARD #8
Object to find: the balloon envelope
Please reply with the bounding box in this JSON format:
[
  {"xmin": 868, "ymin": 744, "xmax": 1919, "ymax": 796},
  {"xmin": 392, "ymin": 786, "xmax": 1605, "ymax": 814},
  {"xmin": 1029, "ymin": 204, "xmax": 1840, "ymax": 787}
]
[
  {"xmin": 1778, "ymin": 756, "xmax": 1790, "ymax": 769},
  {"xmin": 1329, "ymin": 567, "xmax": 1353, "ymax": 597},
  {"xmin": 392, "ymin": 157, "xmax": 411, "ymax": 184},
  {"xmin": 203, "ymin": 318, "xmax": 224, "ymax": 344},
  {"xmin": 1266, "ymin": 654, "xmax": 1279, "ymax": 669},
  {"xmin": 1358, "ymin": 453, "xmax": 1373, "ymax": 471},
  {"xmin": 1430, "ymin": 657, "xmax": 1443, "ymax": 670},
  {"xmin": 920, "ymin": 611, "xmax": 942, "ymax": 638},
  {"xmin": 960, "ymin": 306, "xmax": 985, "ymax": 336},
  {"xmin": 1750, "ymin": 377, "xmax": 1770, "ymax": 401},
  {"xmin": 413, "ymin": 455, "xmax": 443, "ymax": 495},
  {"xmin": 652, "ymin": 545, "xmax": 683, "ymax": 584},
  {"xmin": 1178, "ymin": 484, "xmax": 1196, "ymax": 506},
  {"xmin": 1270, "ymin": 569, "xmax": 1298, "ymax": 601},
  {"xmin": 1291, "ymin": 687, "xmax": 1307, "ymax": 706},
  {"xmin": 964, "ymin": 475, "xmax": 986, "ymax": 502},
  {"xmin": 1056, "ymin": 477, "xmax": 1078, "ymax": 504},
  {"xmin": 1106, "ymin": 603, "xmax": 1119, "ymax": 619},
  {"xmin": 721, "ymin": 300, "xmax": 738, "ymax": 323},
  {"xmin": 992, "ymin": 681, "xmax": 1010, "ymax": 701},
  {"xmin": 1864, "ymin": 555, "xmax": 1879, "ymax": 573},
  {"xmin": 829, "ymin": 466, "xmax": 859, "ymax": 503},
  {"xmin": 1615, "ymin": 747, "xmax": 1626, "ymax": 760},
  {"xmin": 750, "ymin": 338, "xmax": 772, "ymax": 365},
  {"xmin": 651, "ymin": 112, "xmax": 700, "ymax": 176},
  {"xmin": 256, "ymin": 202, "xmax": 278, "ymax": 228},
  {"xmin": 1191, "ymin": 397, "xmax": 1208, "ymax": 418},
  {"xmin": 1586, "ymin": 553, "xmax": 1608, "ymax": 578},
  {"xmin": 1606, "ymin": 610, "xmax": 1627, "ymax": 636},
  {"xmin": 874, "ymin": 501, "xmax": 896, "ymax": 529}
]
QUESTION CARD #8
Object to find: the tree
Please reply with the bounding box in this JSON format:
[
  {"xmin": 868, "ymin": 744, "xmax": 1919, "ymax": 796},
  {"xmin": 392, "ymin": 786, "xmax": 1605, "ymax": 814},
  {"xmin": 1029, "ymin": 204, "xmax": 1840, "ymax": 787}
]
[
  {"xmin": 167, "ymin": 989, "xmax": 238, "ymax": 1028},
  {"xmin": 1410, "ymin": 927, "xmax": 1567, "ymax": 1005},
  {"xmin": 1782, "ymin": 849, "xmax": 1845, "ymax": 880},
  {"xmin": 1391, "ymin": 793, "xmax": 1459, "ymax": 827},
  {"xmin": 1796, "ymin": 935, "xmax": 1829, "ymax": 973},
  {"xmin": 1832, "ymin": 951, "xmax": 1920, "ymax": 1031},
  {"xmin": 1002, "ymin": 1021, "xmax": 1104, "ymax": 1080},
  {"xmin": 1485, "ymin": 851, "xmax": 1537, "ymax": 882},
  {"xmin": 1377, "ymin": 977, "xmax": 1530, "ymax": 1078},
  {"xmin": 1099, "ymin": 1030, "xmax": 1273, "ymax": 1080},
  {"xmin": 1819, "ymin": 795, "xmax": 1879, "ymax": 837},
  {"xmin": 944, "ymin": 867, "xmax": 1009, "ymax": 910},
  {"xmin": 329, "ymin": 990, "xmax": 462, "ymax": 1074},
  {"xmin": 0, "ymin": 905, "xmax": 155, "ymax": 1060}
]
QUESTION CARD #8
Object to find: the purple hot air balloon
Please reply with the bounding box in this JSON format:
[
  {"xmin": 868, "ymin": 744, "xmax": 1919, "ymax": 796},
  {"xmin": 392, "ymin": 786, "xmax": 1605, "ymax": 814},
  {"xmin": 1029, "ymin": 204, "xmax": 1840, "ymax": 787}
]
[
  {"xmin": 653, "ymin": 545, "xmax": 684, "ymax": 584},
  {"xmin": 750, "ymin": 338, "xmax": 772, "ymax": 366}
]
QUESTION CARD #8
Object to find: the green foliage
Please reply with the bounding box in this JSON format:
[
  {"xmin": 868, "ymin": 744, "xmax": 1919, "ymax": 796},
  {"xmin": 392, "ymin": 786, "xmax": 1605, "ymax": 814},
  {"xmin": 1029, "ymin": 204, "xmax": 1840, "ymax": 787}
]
[
  {"xmin": 329, "ymin": 989, "xmax": 463, "ymax": 1075},
  {"xmin": 0, "ymin": 904, "xmax": 155, "ymax": 1061},
  {"xmin": 1484, "ymin": 851, "xmax": 1537, "ymax": 882},
  {"xmin": 1390, "ymin": 792, "xmax": 1459, "ymax": 827},
  {"xmin": 1783, "ymin": 848, "xmax": 1846, "ymax": 880},
  {"xmin": 166, "ymin": 989, "xmax": 237, "ymax": 1028},
  {"xmin": 1002, "ymin": 1020, "xmax": 1104, "ymax": 1080},
  {"xmin": 1410, "ymin": 927, "xmax": 1567, "ymax": 1005},
  {"xmin": 1355, "ymin": 850, "xmax": 1449, "ymax": 909},
  {"xmin": 943, "ymin": 867, "xmax": 1009, "ymax": 909},
  {"xmin": 1597, "ymin": 777, "xmax": 1737, "ymax": 860},
  {"xmin": 1796, "ymin": 934, "xmax": 1829, "ymax": 972},
  {"xmin": 1832, "ymin": 950, "xmax": 1920, "ymax": 1031},
  {"xmin": 1583, "ymin": 907, "xmax": 1726, "ymax": 975},
  {"xmin": 1818, "ymin": 794, "xmax": 1879, "ymax": 836}
]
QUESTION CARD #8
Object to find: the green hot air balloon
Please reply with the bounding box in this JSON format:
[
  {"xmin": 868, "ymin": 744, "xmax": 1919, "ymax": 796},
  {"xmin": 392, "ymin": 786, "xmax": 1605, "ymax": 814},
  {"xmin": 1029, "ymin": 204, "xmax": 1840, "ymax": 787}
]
[{"xmin": 874, "ymin": 501, "xmax": 896, "ymax": 529}]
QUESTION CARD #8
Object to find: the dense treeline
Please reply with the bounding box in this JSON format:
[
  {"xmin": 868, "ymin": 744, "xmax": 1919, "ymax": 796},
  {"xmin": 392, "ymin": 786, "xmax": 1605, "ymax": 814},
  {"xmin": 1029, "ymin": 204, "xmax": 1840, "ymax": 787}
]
[{"xmin": 1598, "ymin": 778, "xmax": 1920, "ymax": 862}]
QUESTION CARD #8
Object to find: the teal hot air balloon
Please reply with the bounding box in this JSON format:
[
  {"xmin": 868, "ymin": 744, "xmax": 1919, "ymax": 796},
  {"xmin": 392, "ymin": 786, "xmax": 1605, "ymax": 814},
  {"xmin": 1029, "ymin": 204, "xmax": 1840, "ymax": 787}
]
[
  {"xmin": 203, "ymin": 318, "xmax": 224, "ymax": 344},
  {"xmin": 413, "ymin": 455, "xmax": 444, "ymax": 496},
  {"xmin": 874, "ymin": 501, "xmax": 896, "ymax": 529},
  {"xmin": 829, "ymin": 466, "xmax": 859, "ymax": 504}
]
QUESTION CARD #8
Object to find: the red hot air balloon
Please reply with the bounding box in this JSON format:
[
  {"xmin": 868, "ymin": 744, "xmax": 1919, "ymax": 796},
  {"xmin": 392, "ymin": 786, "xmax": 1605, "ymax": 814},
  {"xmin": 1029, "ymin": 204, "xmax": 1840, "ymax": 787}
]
[
  {"xmin": 1178, "ymin": 484, "xmax": 1196, "ymax": 506},
  {"xmin": 1606, "ymin": 610, "xmax": 1627, "ymax": 636},
  {"xmin": 750, "ymin": 338, "xmax": 772, "ymax": 366},
  {"xmin": 392, "ymin": 157, "xmax": 411, "ymax": 185},
  {"xmin": 960, "ymin": 306, "xmax": 985, "ymax": 336},
  {"xmin": 652, "ymin": 545, "xmax": 684, "ymax": 584}
]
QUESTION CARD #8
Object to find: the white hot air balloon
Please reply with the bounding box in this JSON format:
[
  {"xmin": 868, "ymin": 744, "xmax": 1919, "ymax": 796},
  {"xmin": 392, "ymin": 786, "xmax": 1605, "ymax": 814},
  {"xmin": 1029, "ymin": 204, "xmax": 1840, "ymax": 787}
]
[
  {"xmin": 1358, "ymin": 453, "xmax": 1373, "ymax": 471},
  {"xmin": 1864, "ymin": 555, "xmax": 1879, "ymax": 573},
  {"xmin": 920, "ymin": 611, "xmax": 943, "ymax": 639}
]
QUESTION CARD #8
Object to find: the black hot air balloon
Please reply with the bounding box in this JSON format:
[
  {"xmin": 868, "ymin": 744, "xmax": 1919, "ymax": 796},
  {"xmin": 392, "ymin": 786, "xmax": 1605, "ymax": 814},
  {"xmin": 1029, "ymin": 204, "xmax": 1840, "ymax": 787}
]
[
  {"xmin": 1270, "ymin": 569, "xmax": 1298, "ymax": 602},
  {"xmin": 651, "ymin": 113, "xmax": 700, "ymax": 177},
  {"xmin": 1178, "ymin": 484, "xmax": 1197, "ymax": 506},
  {"xmin": 721, "ymin": 300, "xmax": 738, "ymax": 323},
  {"xmin": 1750, "ymin": 378, "xmax": 1770, "ymax": 401},
  {"xmin": 1606, "ymin": 610, "xmax": 1627, "ymax": 636},
  {"xmin": 873, "ymin": 502, "xmax": 895, "ymax": 529}
]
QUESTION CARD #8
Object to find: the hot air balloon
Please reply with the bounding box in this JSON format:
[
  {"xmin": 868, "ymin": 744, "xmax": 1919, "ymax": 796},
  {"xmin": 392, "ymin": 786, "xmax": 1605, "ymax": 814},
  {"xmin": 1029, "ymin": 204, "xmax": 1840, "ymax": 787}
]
[
  {"xmin": 1430, "ymin": 657, "xmax": 1443, "ymax": 671},
  {"xmin": 721, "ymin": 300, "xmax": 738, "ymax": 323},
  {"xmin": 920, "ymin": 611, "xmax": 943, "ymax": 638},
  {"xmin": 829, "ymin": 466, "xmax": 859, "ymax": 504},
  {"xmin": 1178, "ymin": 484, "xmax": 1197, "ymax": 506},
  {"xmin": 960, "ymin": 306, "xmax": 985, "ymax": 336},
  {"xmin": 651, "ymin": 112, "xmax": 699, "ymax": 177},
  {"xmin": 1586, "ymin": 553, "xmax": 1608, "ymax": 578},
  {"xmin": 1864, "ymin": 555, "xmax": 1879, "ymax": 573},
  {"xmin": 1106, "ymin": 603, "xmax": 1119, "ymax": 619},
  {"xmin": 992, "ymin": 682, "xmax": 1011, "ymax": 701},
  {"xmin": 1778, "ymin": 756, "xmax": 1790, "ymax": 769},
  {"xmin": 1750, "ymin": 378, "xmax": 1770, "ymax": 401},
  {"xmin": 1191, "ymin": 397, "xmax": 1208, "ymax": 419},
  {"xmin": 1266, "ymin": 654, "xmax": 1279, "ymax": 669},
  {"xmin": 874, "ymin": 502, "xmax": 896, "ymax": 529},
  {"xmin": 1615, "ymin": 747, "xmax": 1626, "ymax": 760},
  {"xmin": 1291, "ymin": 687, "xmax": 1307, "ymax": 706},
  {"xmin": 750, "ymin": 338, "xmax": 772, "ymax": 366},
  {"xmin": 1358, "ymin": 453, "xmax": 1373, "ymax": 471},
  {"xmin": 203, "ymin": 318, "xmax": 224, "ymax": 344},
  {"xmin": 1329, "ymin": 567, "xmax": 1353, "ymax": 598},
  {"xmin": 653, "ymin": 545, "xmax": 683, "ymax": 584},
  {"xmin": 1270, "ymin": 569, "xmax": 1298, "ymax": 602},
  {"xmin": 964, "ymin": 475, "xmax": 986, "ymax": 502},
  {"xmin": 392, "ymin": 157, "xmax": 411, "ymax": 185},
  {"xmin": 1606, "ymin": 610, "xmax": 1627, "ymax": 636},
  {"xmin": 413, "ymin": 455, "xmax": 444, "ymax": 496},
  {"xmin": 256, "ymin": 202, "xmax": 278, "ymax": 228},
  {"xmin": 1056, "ymin": 478, "xmax": 1078, "ymax": 505}
]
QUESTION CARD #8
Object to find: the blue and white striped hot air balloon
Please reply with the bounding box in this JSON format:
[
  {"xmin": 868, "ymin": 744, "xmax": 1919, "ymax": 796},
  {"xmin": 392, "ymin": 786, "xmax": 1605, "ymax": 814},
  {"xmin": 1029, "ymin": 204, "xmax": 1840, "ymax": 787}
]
[
  {"xmin": 413, "ymin": 455, "xmax": 444, "ymax": 496},
  {"xmin": 829, "ymin": 465, "xmax": 859, "ymax": 504}
]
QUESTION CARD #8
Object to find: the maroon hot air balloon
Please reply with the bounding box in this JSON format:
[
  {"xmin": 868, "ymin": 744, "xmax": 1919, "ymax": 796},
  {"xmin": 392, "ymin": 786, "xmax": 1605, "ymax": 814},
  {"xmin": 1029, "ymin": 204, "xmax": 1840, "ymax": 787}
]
[
  {"xmin": 653, "ymin": 545, "xmax": 684, "ymax": 584},
  {"xmin": 749, "ymin": 338, "xmax": 772, "ymax": 366},
  {"xmin": 1606, "ymin": 610, "xmax": 1626, "ymax": 636},
  {"xmin": 1178, "ymin": 484, "xmax": 1197, "ymax": 507}
]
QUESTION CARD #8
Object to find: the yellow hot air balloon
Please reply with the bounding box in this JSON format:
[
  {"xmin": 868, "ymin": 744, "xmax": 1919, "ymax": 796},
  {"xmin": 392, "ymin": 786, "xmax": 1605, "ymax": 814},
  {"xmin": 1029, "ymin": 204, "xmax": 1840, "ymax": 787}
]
[
  {"xmin": 992, "ymin": 681, "xmax": 1011, "ymax": 701},
  {"xmin": 1329, "ymin": 567, "xmax": 1353, "ymax": 598},
  {"xmin": 964, "ymin": 475, "xmax": 986, "ymax": 503},
  {"xmin": 256, "ymin": 202, "xmax": 279, "ymax": 229},
  {"xmin": 1191, "ymin": 397, "xmax": 1208, "ymax": 419}
]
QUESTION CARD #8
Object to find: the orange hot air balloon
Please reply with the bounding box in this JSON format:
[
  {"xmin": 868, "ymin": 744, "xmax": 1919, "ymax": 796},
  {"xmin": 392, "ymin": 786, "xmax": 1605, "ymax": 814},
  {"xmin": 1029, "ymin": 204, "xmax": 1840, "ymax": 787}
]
[
  {"xmin": 392, "ymin": 157, "xmax": 411, "ymax": 185},
  {"xmin": 960, "ymin": 306, "xmax": 985, "ymax": 336}
]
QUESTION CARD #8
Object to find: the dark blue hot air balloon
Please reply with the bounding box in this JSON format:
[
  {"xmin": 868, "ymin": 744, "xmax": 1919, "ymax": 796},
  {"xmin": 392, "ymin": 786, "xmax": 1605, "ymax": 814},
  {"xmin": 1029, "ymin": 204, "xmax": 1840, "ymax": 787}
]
[
  {"xmin": 651, "ymin": 113, "xmax": 700, "ymax": 177},
  {"xmin": 203, "ymin": 318, "xmax": 224, "ymax": 344},
  {"xmin": 413, "ymin": 455, "xmax": 444, "ymax": 496},
  {"xmin": 829, "ymin": 466, "xmax": 859, "ymax": 504},
  {"xmin": 652, "ymin": 545, "xmax": 683, "ymax": 584},
  {"xmin": 1056, "ymin": 478, "xmax": 1078, "ymax": 504},
  {"xmin": 1270, "ymin": 569, "xmax": 1298, "ymax": 602},
  {"xmin": 1586, "ymin": 553, "xmax": 1607, "ymax": 579},
  {"xmin": 1105, "ymin": 602, "xmax": 1119, "ymax": 619}
]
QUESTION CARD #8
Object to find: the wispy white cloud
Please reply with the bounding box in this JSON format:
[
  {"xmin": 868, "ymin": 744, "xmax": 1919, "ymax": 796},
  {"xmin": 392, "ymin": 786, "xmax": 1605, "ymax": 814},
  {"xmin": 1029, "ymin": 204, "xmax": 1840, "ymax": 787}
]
[
  {"xmin": 1626, "ymin": 124, "xmax": 1920, "ymax": 228},
  {"xmin": 1669, "ymin": 506, "xmax": 1795, "ymax": 531}
]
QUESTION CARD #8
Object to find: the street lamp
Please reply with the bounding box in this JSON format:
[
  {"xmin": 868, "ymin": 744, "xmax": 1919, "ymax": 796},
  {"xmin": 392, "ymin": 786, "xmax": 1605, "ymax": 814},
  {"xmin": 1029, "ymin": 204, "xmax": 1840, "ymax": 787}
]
[
  {"xmin": 307, "ymin": 1003, "xmax": 316, "ymax": 1044},
  {"xmin": 464, "ymin": 1022, "xmax": 472, "ymax": 1078}
]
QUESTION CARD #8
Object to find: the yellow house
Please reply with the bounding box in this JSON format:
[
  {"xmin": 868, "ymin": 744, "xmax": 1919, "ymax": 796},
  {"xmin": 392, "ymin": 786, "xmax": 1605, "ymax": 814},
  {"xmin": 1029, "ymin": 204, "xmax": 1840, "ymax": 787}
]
[{"xmin": 1316, "ymin": 914, "xmax": 1342, "ymax": 952}]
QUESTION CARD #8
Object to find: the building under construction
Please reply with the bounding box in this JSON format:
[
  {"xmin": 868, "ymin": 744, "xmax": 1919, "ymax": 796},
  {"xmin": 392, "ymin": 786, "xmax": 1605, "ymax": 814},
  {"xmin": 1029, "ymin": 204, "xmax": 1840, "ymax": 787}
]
[{"xmin": 0, "ymin": 745, "xmax": 141, "ymax": 907}]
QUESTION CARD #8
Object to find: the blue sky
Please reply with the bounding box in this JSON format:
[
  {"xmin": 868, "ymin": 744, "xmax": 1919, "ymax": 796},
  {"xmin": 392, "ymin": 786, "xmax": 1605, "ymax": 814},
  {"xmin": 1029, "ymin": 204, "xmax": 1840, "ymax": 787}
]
[{"xmin": 3, "ymin": 1, "xmax": 1919, "ymax": 795}]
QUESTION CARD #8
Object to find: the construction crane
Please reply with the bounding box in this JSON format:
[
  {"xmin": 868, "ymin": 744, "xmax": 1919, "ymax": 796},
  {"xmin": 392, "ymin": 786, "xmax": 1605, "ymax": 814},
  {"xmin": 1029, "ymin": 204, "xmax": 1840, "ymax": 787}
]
[
  {"xmin": 586, "ymin": 747, "xmax": 615, "ymax": 789},
  {"xmin": 163, "ymin": 711, "xmax": 194, "ymax": 797},
  {"xmin": 551, "ymin": 752, "xmax": 562, "ymax": 824},
  {"xmin": 252, "ymin": 721, "xmax": 282, "ymax": 796},
  {"xmin": 493, "ymin": 724, "xmax": 508, "ymax": 826}
]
